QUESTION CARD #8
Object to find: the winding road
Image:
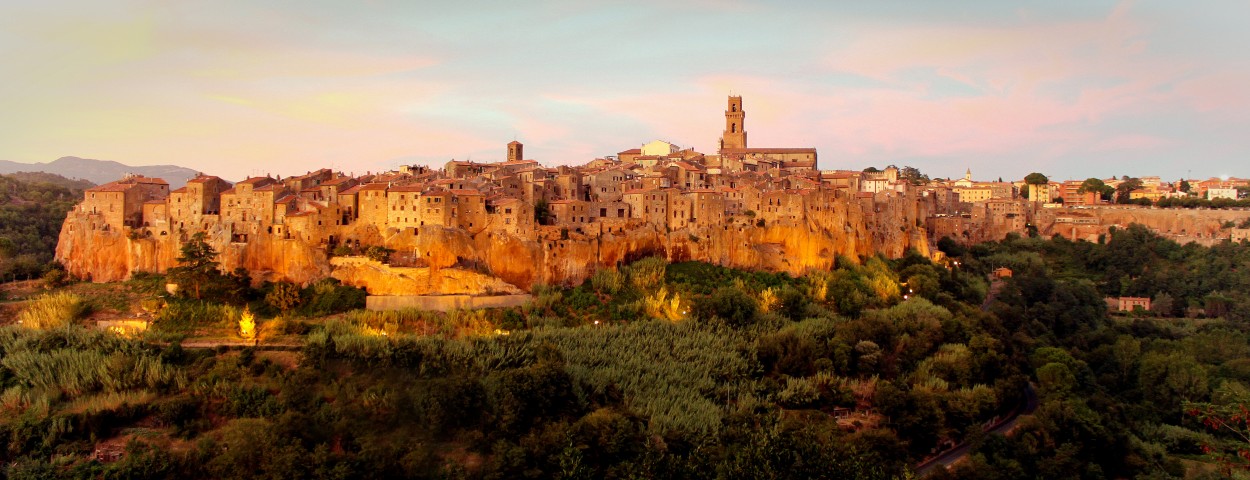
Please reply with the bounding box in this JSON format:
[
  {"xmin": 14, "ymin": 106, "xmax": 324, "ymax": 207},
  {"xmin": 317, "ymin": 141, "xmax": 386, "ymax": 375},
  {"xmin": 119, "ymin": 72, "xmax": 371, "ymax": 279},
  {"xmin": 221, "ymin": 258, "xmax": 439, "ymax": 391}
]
[{"xmin": 914, "ymin": 383, "xmax": 1039, "ymax": 477}]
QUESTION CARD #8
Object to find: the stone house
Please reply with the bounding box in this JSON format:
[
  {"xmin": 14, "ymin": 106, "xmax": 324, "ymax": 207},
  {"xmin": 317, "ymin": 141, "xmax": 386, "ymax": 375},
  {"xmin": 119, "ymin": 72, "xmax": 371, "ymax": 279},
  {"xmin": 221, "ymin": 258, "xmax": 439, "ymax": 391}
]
[
  {"xmin": 547, "ymin": 199, "xmax": 591, "ymax": 226},
  {"xmin": 81, "ymin": 176, "xmax": 170, "ymax": 230},
  {"xmin": 591, "ymin": 201, "xmax": 630, "ymax": 222},
  {"xmin": 386, "ymin": 184, "xmax": 425, "ymax": 229},
  {"xmin": 486, "ymin": 197, "xmax": 533, "ymax": 235},
  {"xmin": 669, "ymin": 161, "xmax": 708, "ymax": 189},
  {"xmin": 169, "ymin": 175, "xmax": 230, "ymax": 228},
  {"xmin": 355, "ymin": 183, "xmax": 390, "ymax": 229},
  {"xmin": 760, "ymin": 190, "xmax": 805, "ymax": 223},
  {"xmin": 685, "ymin": 190, "xmax": 725, "ymax": 228},
  {"xmin": 584, "ymin": 168, "xmax": 633, "ymax": 202},
  {"xmin": 418, "ymin": 189, "xmax": 453, "ymax": 227},
  {"xmin": 1107, "ymin": 296, "xmax": 1151, "ymax": 312},
  {"xmin": 283, "ymin": 169, "xmax": 333, "ymax": 192},
  {"xmin": 450, "ymin": 189, "xmax": 486, "ymax": 232},
  {"xmin": 667, "ymin": 191, "xmax": 694, "ymax": 231}
]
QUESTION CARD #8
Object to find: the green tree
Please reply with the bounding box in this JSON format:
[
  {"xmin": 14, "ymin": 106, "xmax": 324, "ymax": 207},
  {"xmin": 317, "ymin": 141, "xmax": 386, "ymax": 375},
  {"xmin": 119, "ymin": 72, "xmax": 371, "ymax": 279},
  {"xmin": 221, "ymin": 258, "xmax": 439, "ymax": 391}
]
[
  {"xmin": 535, "ymin": 199, "xmax": 551, "ymax": 225},
  {"xmin": 1178, "ymin": 179, "xmax": 1192, "ymax": 193},
  {"xmin": 266, "ymin": 281, "xmax": 303, "ymax": 313},
  {"xmin": 900, "ymin": 166, "xmax": 930, "ymax": 185},
  {"xmin": 1115, "ymin": 177, "xmax": 1143, "ymax": 204},
  {"xmin": 1024, "ymin": 172, "xmax": 1049, "ymax": 185},
  {"xmin": 167, "ymin": 232, "xmax": 227, "ymax": 300},
  {"xmin": 1077, "ymin": 178, "xmax": 1114, "ymax": 201}
]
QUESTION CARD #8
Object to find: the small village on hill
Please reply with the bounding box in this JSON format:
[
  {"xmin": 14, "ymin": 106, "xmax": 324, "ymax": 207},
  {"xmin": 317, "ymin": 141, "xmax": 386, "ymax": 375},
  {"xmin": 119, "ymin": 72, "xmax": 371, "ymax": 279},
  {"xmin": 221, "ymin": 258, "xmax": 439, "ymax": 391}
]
[{"xmin": 57, "ymin": 96, "xmax": 1250, "ymax": 298}]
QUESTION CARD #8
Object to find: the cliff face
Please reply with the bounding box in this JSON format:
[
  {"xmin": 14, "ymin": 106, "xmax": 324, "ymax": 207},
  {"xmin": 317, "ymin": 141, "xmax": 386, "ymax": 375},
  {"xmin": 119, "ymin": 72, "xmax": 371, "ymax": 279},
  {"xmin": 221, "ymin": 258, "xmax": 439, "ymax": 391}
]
[
  {"xmin": 1036, "ymin": 206, "xmax": 1250, "ymax": 244},
  {"xmin": 55, "ymin": 215, "xmax": 331, "ymax": 284},
  {"xmin": 56, "ymin": 194, "xmax": 931, "ymax": 294}
]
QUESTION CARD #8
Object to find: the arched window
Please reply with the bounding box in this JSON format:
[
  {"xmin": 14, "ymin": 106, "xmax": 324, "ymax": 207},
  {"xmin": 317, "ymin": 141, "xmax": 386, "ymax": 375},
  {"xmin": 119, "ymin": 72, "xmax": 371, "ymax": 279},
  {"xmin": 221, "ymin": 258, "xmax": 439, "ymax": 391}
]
[{"xmin": 731, "ymin": 123, "xmax": 737, "ymax": 133}]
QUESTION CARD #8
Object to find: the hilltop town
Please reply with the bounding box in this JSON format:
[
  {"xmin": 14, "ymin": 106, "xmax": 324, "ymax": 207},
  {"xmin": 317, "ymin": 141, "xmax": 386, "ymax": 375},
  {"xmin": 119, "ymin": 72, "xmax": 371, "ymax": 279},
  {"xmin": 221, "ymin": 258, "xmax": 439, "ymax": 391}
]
[{"xmin": 55, "ymin": 96, "xmax": 1250, "ymax": 294}]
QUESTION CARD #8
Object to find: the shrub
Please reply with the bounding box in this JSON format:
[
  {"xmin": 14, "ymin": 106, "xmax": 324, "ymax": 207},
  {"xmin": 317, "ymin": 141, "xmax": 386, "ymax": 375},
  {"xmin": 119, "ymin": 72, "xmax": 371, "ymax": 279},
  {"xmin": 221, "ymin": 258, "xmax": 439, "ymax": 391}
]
[
  {"xmin": 17, "ymin": 292, "xmax": 85, "ymax": 330},
  {"xmin": 589, "ymin": 269, "xmax": 624, "ymax": 295},
  {"xmin": 364, "ymin": 245, "xmax": 393, "ymax": 263},
  {"xmin": 299, "ymin": 278, "xmax": 366, "ymax": 317},
  {"xmin": 695, "ymin": 286, "xmax": 758, "ymax": 327},
  {"xmin": 624, "ymin": 257, "xmax": 667, "ymax": 295},
  {"xmin": 265, "ymin": 281, "xmax": 303, "ymax": 313}
]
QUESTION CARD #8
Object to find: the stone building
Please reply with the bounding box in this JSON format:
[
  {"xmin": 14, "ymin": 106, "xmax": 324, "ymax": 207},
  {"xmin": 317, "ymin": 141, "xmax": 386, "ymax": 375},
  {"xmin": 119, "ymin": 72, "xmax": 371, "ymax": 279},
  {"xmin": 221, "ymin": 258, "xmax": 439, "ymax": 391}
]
[{"xmin": 81, "ymin": 175, "xmax": 170, "ymax": 230}]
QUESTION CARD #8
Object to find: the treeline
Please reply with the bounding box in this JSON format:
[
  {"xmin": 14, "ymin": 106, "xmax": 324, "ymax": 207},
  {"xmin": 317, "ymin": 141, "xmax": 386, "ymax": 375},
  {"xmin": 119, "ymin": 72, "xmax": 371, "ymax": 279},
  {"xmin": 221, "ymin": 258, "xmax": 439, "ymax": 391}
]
[
  {"xmin": 931, "ymin": 228, "xmax": 1250, "ymax": 478},
  {"xmin": 5, "ymin": 227, "xmax": 1250, "ymax": 478},
  {"xmin": 1155, "ymin": 196, "xmax": 1250, "ymax": 209},
  {"xmin": 0, "ymin": 173, "xmax": 91, "ymax": 281},
  {"xmin": 945, "ymin": 225, "xmax": 1250, "ymax": 320}
]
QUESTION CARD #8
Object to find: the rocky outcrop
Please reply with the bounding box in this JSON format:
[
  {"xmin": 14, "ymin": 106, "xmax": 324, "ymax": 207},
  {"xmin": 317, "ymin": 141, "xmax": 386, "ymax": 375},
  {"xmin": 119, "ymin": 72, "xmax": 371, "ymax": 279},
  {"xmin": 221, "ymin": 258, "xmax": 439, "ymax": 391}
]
[
  {"xmin": 55, "ymin": 215, "xmax": 330, "ymax": 284},
  {"xmin": 330, "ymin": 257, "xmax": 524, "ymax": 296},
  {"xmin": 1036, "ymin": 206, "xmax": 1250, "ymax": 245},
  {"xmin": 56, "ymin": 193, "xmax": 932, "ymax": 293}
]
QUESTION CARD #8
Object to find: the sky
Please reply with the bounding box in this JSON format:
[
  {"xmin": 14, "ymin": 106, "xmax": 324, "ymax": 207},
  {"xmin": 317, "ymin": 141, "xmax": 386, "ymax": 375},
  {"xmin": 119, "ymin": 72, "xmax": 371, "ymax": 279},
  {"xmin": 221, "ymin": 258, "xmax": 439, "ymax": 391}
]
[{"xmin": 1, "ymin": 0, "xmax": 1248, "ymax": 182}]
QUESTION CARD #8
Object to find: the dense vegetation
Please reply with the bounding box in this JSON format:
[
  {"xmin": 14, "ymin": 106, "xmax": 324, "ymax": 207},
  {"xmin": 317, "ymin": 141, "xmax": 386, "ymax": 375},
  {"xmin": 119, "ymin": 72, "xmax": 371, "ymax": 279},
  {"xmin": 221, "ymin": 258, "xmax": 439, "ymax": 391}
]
[
  {"xmin": 2, "ymin": 226, "xmax": 1250, "ymax": 478},
  {"xmin": 0, "ymin": 173, "xmax": 91, "ymax": 281}
]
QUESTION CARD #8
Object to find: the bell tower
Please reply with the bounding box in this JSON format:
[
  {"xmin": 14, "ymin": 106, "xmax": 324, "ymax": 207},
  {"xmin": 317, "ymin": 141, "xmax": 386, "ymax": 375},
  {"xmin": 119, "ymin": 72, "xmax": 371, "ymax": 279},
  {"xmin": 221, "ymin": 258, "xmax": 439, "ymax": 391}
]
[
  {"xmin": 507, "ymin": 141, "xmax": 523, "ymax": 162},
  {"xmin": 721, "ymin": 95, "xmax": 747, "ymax": 150}
]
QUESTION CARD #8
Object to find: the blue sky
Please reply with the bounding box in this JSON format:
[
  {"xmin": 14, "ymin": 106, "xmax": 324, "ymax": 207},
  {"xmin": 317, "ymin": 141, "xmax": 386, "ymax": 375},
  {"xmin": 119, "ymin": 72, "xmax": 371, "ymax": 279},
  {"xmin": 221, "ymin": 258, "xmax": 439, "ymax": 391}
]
[{"xmin": 1, "ymin": 0, "xmax": 1247, "ymax": 182}]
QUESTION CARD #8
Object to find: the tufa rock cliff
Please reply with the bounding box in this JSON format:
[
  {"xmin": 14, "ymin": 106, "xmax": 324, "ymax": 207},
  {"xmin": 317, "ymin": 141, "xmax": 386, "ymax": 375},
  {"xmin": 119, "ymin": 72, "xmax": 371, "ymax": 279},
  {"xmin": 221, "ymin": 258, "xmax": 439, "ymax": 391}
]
[{"xmin": 56, "ymin": 194, "xmax": 931, "ymax": 294}]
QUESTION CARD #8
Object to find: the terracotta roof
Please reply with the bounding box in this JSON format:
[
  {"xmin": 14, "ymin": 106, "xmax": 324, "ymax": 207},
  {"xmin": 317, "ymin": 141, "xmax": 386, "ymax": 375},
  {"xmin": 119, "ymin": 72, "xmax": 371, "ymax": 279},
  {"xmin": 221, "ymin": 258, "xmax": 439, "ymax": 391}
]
[
  {"xmin": 238, "ymin": 177, "xmax": 274, "ymax": 185},
  {"xmin": 186, "ymin": 175, "xmax": 223, "ymax": 183},
  {"xmin": 322, "ymin": 177, "xmax": 355, "ymax": 186},
  {"xmin": 220, "ymin": 187, "xmax": 237, "ymax": 195},
  {"xmin": 171, "ymin": 187, "xmax": 188, "ymax": 194},
  {"xmin": 388, "ymin": 185, "xmax": 425, "ymax": 193},
  {"xmin": 618, "ymin": 148, "xmax": 642, "ymax": 155},
  {"xmin": 143, "ymin": 200, "xmax": 165, "ymax": 205},
  {"xmin": 450, "ymin": 189, "xmax": 482, "ymax": 196},
  {"xmin": 130, "ymin": 177, "xmax": 169, "ymax": 185},
  {"xmin": 671, "ymin": 161, "xmax": 706, "ymax": 172},
  {"xmin": 87, "ymin": 183, "xmax": 136, "ymax": 192},
  {"xmin": 358, "ymin": 183, "xmax": 389, "ymax": 191},
  {"xmin": 338, "ymin": 185, "xmax": 364, "ymax": 195}
]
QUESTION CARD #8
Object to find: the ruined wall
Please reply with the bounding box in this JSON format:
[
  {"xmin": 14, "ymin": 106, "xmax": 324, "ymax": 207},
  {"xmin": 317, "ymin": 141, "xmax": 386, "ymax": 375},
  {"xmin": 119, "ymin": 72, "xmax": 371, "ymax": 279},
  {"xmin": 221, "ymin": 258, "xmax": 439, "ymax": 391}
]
[{"xmin": 1036, "ymin": 206, "xmax": 1250, "ymax": 244}]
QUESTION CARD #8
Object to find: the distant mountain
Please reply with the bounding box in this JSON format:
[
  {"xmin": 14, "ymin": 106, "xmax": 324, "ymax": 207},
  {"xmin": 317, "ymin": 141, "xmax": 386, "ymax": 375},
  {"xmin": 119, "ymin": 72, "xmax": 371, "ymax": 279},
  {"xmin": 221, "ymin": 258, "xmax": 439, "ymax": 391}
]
[{"xmin": 0, "ymin": 157, "xmax": 200, "ymax": 188}]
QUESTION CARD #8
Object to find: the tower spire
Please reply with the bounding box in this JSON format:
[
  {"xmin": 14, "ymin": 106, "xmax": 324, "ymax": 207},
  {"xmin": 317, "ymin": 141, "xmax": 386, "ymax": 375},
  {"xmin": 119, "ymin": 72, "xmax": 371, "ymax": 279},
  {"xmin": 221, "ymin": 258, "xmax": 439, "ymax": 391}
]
[{"xmin": 721, "ymin": 95, "xmax": 747, "ymax": 151}]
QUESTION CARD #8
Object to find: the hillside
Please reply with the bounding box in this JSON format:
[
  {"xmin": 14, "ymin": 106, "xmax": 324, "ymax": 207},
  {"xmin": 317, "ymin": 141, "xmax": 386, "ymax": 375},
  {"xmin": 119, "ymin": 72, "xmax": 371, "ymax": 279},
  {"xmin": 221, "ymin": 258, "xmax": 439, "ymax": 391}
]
[
  {"xmin": 0, "ymin": 156, "xmax": 200, "ymax": 188},
  {"xmin": 6, "ymin": 230, "xmax": 1250, "ymax": 477},
  {"xmin": 3, "ymin": 171, "xmax": 95, "ymax": 191},
  {"xmin": 0, "ymin": 173, "xmax": 88, "ymax": 280}
]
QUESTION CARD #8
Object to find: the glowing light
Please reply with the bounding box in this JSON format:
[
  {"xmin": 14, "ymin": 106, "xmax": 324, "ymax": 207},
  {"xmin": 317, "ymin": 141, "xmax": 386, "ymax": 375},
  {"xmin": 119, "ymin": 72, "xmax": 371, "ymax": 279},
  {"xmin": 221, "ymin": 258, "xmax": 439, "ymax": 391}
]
[{"xmin": 238, "ymin": 308, "xmax": 256, "ymax": 339}]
